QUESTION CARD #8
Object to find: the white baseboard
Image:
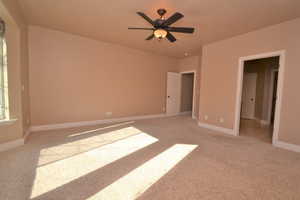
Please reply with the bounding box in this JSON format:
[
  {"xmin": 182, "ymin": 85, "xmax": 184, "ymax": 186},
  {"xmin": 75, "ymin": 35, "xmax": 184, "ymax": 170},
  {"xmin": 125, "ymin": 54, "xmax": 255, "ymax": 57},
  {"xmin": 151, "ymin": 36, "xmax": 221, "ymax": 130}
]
[
  {"xmin": 253, "ymin": 118, "xmax": 270, "ymax": 126},
  {"xmin": 179, "ymin": 111, "xmax": 192, "ymax": 115},
  {"xmin": 260, "ymin": 120, "xmax": 270, "ymax": 126},
  {"xmin": 198, "ymin": 122, "xmax": 235, "ymax": 136},
  {"xmin": 0, "ymin": 129, "xmax": 31, "ymax": 152},
  {"xmin": 23, "ymin": 129, "xmax": 31, "ymax": 142},
  {"xmin": 166, "ymin": 111, "xmax": 192, "ymax": 117},
  {"xmin": 0, "ymin": 138, "xmax": 24, "ymax": 153},
  {"xmin": 30, "ymin": 113, "xmax": 167, "ymax": 132},
  {"xmin": 273, "ymin": 140, "xmax": 300, "ymax": 153}
]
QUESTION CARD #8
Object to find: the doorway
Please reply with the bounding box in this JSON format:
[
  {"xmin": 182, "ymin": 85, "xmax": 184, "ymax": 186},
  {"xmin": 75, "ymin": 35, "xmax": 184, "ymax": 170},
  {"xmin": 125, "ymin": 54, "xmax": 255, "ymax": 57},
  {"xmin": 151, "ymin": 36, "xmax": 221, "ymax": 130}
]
[
  {"xmin": 166, "ymin": 71, "xmax": 196, "ymax": 118},
  {"xmin": 180, "ymin": 72, "xmax": 195, "ymax": 117},
  {"xmin": 234, "ymin": 51, "xmax": 285, "ymax": 145}
]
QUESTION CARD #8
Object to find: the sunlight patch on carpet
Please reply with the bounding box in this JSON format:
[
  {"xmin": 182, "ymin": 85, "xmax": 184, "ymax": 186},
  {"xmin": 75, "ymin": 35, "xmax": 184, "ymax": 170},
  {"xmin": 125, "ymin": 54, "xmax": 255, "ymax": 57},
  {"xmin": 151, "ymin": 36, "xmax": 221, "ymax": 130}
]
[
  {"xmin": 87, "ymin": 144, "xmax": 197, "ymax": 200},
  {"xmin": 38, "ymin": 126, "xmax": 142, "ymax": 165},
  {"xmin": 31, "ymin": 132, "xmax": 158, "ymax": 198}
]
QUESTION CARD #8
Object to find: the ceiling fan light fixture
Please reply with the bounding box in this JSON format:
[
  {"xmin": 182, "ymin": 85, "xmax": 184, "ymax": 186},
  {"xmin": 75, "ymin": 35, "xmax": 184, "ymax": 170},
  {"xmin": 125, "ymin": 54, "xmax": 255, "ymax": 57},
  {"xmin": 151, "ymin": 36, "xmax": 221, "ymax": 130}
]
[
  {"xmin": 129, "ymin": 9, "xmax": 194, "ymax": 43},
  {"xmin": 154, "ymin": 29, "xmax": 167, "ymax": 38}
]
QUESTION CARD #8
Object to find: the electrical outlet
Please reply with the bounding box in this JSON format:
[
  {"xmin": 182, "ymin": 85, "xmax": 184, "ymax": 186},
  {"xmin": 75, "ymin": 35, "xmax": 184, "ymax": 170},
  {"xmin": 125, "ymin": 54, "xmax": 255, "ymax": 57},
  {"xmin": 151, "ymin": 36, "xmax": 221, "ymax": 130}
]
[
  {"xmin": 105, "ymin": 112, "xmax": 112, "ymax": 116},
  {"xmin": 204, "ymin": 115, "xmax": 208, "ymax": 120}
]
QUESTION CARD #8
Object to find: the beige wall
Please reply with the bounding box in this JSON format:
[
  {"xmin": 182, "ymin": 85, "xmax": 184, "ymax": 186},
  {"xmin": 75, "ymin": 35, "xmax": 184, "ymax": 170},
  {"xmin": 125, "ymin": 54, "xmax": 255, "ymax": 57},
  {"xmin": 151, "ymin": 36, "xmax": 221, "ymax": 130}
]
[
  {"xmin": 177, "ymin": 56, "xmax": 199, "ymax": 72},
  {"xmin": 199, "ymin": 18, "xmax": 300, "ymax": 145},
  {"xmin": 0, "ymin": 0, "xmax": 29, "ymax": 144},
  {"xmin": 177, "ymin": 55, "xmax": 202, "ymax": 118},
  {"xmin": 180, "ymin": 74, "xmax": 194, "ymax": 112},
  {"xmin": 20, "ymin": 25, "xmax": 31, "ymax": 133},
  {"xmin": 28, "ymin": 26, "xmax": 178, "ymax": 126}
]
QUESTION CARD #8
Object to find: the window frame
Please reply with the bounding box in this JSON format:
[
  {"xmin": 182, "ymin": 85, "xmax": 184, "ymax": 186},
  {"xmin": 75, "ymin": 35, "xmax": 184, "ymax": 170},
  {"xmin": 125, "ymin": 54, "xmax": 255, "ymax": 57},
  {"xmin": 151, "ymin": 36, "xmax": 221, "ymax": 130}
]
[{"xmin": 0, "ymin": 19, "xmax": 14, "ymax": 125}]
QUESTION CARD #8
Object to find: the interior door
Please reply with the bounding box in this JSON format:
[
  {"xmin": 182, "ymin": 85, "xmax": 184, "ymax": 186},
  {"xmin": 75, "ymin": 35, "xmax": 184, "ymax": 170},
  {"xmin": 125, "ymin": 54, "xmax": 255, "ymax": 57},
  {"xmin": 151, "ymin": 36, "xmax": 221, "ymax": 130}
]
[
  {"xmin": 166, "ymin": 72, "xmax": 181, "ymax": 116},
  {"xmin": 241, "ymin": 73, "xmax": 257, "ymax": 119}
]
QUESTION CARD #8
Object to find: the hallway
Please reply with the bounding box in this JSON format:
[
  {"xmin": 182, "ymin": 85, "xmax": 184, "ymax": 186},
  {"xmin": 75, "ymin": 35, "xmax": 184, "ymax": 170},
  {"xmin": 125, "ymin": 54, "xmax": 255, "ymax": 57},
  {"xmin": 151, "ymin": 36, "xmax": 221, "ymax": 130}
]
[{"xmin": 240, "ymin": 119, "xmax": 273, "ymax": 143}]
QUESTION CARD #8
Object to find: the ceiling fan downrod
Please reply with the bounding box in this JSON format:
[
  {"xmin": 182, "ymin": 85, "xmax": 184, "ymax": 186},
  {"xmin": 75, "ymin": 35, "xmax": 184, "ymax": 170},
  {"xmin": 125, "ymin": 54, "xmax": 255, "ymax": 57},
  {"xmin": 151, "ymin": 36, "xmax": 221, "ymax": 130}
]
[{"xmin": 157, "ymin": 8, "xmax": 167, "ymax": 18}]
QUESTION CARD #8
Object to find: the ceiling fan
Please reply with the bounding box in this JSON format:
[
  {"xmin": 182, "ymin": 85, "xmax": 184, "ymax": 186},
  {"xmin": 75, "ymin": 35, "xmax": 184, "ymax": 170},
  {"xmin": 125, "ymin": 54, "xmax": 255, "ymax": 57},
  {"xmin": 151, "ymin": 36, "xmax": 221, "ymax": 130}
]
[{"xmin": 128, "ymin": 9, "xmax": 195, "ymax": 43}]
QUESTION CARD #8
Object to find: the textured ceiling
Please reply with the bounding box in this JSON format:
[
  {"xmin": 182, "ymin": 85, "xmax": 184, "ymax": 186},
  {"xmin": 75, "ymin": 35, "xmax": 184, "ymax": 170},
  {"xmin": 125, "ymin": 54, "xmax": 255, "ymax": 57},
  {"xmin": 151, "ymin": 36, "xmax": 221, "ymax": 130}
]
[{"xmin": 18, "ymin": 0, "xmax": 300, "ymax": 58}]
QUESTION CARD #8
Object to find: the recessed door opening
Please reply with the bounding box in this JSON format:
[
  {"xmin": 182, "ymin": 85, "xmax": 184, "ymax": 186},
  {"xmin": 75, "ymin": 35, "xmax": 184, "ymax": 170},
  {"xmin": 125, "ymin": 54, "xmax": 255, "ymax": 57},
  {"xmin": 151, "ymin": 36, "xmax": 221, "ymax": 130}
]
[
  {"xmin": 239, "ymin": 56, "xmax": 280, "ymax": 143},
  {"xmin": 180, "ymin": 72, "xmax": 195, "ymax": 117},
  {"xmin": 166, "ymin": 71, "xmax": 196, "ymax": 118}
]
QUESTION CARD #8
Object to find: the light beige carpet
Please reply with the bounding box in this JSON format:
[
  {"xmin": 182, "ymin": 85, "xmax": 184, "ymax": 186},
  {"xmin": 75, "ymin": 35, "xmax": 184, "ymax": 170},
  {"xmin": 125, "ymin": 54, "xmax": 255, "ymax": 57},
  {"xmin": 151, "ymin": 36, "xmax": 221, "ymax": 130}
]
[{"xmin": 0, "ymin": 115, "xmax": 300, "ymax": 200}]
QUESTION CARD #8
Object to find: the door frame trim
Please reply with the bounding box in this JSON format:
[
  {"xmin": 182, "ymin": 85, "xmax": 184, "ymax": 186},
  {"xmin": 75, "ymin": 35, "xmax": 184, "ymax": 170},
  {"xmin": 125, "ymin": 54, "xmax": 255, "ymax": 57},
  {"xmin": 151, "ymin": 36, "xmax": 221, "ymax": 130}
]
[
  {"xmin": 180, "ymin": 70, "xmax": 197, "ymax": 119},
  {"xmin": 267, "ymin": 68, "xmax": 279, "ymax": 124},
  {"xmin": 233, "ymin": 50, "xmax": 286, "ymax": 147}
]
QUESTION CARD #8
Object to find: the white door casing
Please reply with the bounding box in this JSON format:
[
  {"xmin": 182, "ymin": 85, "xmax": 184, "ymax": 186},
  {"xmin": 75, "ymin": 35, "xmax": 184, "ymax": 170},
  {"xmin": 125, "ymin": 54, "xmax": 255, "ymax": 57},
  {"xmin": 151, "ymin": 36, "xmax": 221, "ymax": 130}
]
[
  {"xmin": 234, "ymin": 50, "xmax": 285, "ymax": 146},
  {"xmin": 241, "ymin": 73, "xmax": 257, "ymax": 119},
  {"xmin": 166, "ymin": 72, "xmax": 181, "ymax": 116}
]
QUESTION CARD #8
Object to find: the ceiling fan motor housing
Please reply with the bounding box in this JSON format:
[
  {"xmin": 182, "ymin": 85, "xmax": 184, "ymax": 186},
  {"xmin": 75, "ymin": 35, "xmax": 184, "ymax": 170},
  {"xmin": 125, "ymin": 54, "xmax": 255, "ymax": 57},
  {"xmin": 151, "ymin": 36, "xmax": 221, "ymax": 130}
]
[{"xmin": 154, "ymin": 19, "xmax": 167, "ymax": 28}]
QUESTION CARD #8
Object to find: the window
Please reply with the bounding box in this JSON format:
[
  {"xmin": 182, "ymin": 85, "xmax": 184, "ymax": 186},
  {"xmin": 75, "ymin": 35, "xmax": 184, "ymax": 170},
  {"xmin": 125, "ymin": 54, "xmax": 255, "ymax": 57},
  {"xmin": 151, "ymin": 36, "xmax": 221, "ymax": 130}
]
[{"xmin": 0, "ymin": 20, "xmax": 9, "ymax": 120}]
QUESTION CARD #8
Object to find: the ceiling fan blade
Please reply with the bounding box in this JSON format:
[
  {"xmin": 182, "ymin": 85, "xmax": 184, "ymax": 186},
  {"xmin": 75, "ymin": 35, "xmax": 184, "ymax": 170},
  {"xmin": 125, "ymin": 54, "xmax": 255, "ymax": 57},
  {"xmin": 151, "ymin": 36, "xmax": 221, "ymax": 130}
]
[
  {"xmin": 167, "ymin": 27, "xmax": 194, "ymax": 33},
  {"xmin": 128, "ymin": 27, "xmax": 155, "ymax": 30},
  {"xmin": 146, "ymin": 34, "xmax": 155, "ymax": 40},
  {"xmin": 166, "ymin": 32, "xmax": 176, "ymax": 42},
  {"xmin": 137, "ymin": 12, "xmax": 155, "ymax": 26},
  {"xmin": 163, "ymin": 12, "xmax": 184, "ymax": 26}
]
